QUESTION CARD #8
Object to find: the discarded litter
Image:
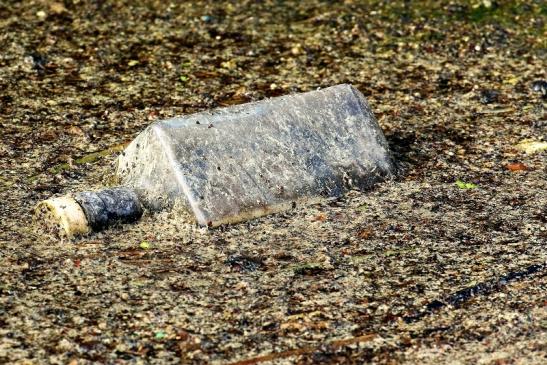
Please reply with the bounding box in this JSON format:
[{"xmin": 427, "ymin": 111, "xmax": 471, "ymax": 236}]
[{"xmin": 36, "ymin": 84, "xmax": 395, "ymax": 237}]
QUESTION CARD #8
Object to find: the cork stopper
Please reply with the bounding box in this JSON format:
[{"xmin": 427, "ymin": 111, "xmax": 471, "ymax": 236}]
[{"xmin": 35, "ymin": 196, "xmax": 91, "ymax": 238}]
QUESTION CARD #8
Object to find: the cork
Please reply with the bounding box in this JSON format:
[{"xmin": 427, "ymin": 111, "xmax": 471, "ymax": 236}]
[{"xmin": 35, "ymin": 196, "xmax": 91, "ymax": 238}]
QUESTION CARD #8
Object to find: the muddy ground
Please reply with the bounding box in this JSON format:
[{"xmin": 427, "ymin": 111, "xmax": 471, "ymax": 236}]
[{"xmin": 0, "ymin": 0, "xmax": 546, "ymax": 364}]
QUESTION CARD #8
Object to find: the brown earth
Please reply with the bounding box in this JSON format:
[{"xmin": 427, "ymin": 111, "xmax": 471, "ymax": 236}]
[{"xmin": 0, "ymin": 0, "xmax": 546, "ymax": 364}]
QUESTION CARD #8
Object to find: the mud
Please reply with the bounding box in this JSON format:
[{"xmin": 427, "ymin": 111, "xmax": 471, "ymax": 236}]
[{"xmin": 0, "ymin": 0, "xmax": 545, "ymax": 364}]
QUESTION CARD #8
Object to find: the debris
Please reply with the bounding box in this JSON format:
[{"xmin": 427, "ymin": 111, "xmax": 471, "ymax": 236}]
[
  {"xmin": 30, "ymin": 53, "xmax": 47, "ymax": 73},
  {"xmin": 36, "ymin": 187, "xmax": 143, "ymax": 237},
  {"xmin": 531, "ymin": 80, "xmax": 547, "ymax": 96},
  {"xmin": 46, "ymin": 143, "xmax": 128, "ymax": 175},
  {"xmin": 65, "ymin": 125, "xmax": 85, "ymax": 136},
  {"xmin": 227, "ymin": 333, "xmax": 376, "ymax": 365},
  {"xmin": 74, "ymin": 188, "xmax": 143, "ymax": 230},
  {"xmin": 34, "ymin": 196, "xmax": 90, "ymax": 238},
  {"xmin": 201, "ymin": 15, "xmax": 213, "ymax": 23},
  {"xmin": 357, "ymin": 228, "xmax": 374, "ymax": 239},
  {"xmin": 292, "ymin": 263, "xmax": 327, "ymax": 276},
  {"xmin": 140, "ymin": 241, "xmax": 151, "ymax": 250},
  {"xmin": 516, "ymin": 140, "xmax": 547, "ymax": 154},
  {"xmin": 37, "ymin": 85, "xmax": 394, "ymax": 237},
  {"xmin": 455, "ymin": 180, "xmax": 478, "ymax": 189},
  {"xmin": 479, "ymin": 0, "xmax": 493, "ymax": 9},
  {"xmin": 503, "ymin": 76, "xmax": 519, "ymax": 85},
  {"xmin": 404, "ymin": 262, "xmax": 546, "ymax": 323},
  {"xmin": 505, "ymin": 162, "xmax": 528, "ymax": 172},
  {"xmin": 116, "ymin": 84, "xmax": 394, "ymax": 227},
  {"xmin": 311, "ymin": 213, "xmax": 327, "ymax": 222},
  {"xmin": 225, "ymin": 255, "xmax": 264, "ymax": 272},
  {"xmin": 50, "ymin": 2, "xmax": 67, "ymax": 15},
  {"xmin": 221, "ymin": 60, "xmax": 237, "ymax": 70},
  {"xmin": 479, "ymin": 89, "xmax": 500, "ymax": 104},
  {"xmin": 476, "ymin": 107, "xmax": 513, "ymax": 115},
  {"xmin": 154, "ymin": 331, "xmax": 167, "ymax": 339}
]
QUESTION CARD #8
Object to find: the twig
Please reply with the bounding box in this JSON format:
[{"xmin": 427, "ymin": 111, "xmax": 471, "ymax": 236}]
[{"xmin": 227, "ymin": 333, "xmax": 376, "ymax": 365}]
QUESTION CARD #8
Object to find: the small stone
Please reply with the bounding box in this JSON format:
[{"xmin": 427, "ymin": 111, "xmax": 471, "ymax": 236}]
[
  {"xmin": 291, "ymin": 44, "xmax": 302, "ymax": 55},
  {"xmin": 225, "ymin": 255, "xmax": 264, "ymax": 272},
  {"xmin": 50, "ymin": 2, "xmax": 67, "ymax": 14},
  {"xmin": 72, "ymin": 316, "xmax": 85, "ymax": 325},
  {"xmin": 479, "ymin": 89, "xmax": 500, "ymax": 104},
  {"xmin": 201, "ymin": 15, "xmax": 213, "ymax": 23},
  {"xmin": 57, "ymin": 338, "xmax": 72, "ymax": 352},
  {"xmin": 36, "ymin": 10, "xmax": 47, "ymax": 19},
  {"xmin": 531, "ymin": 80, "xmax": 547, "ymax": 96},
  {"xmin": 66, "ymin": 125, "xmax": 85, "ymax": 136},
  {"xmin": 437, "ymin": 72, "xmax": 452, "ymax": 89},
  {"xmin": 221, "ymin": 60, "xmax": 236, "ymax": 70},
  {"xmin": 234, "ymin": 281, "xmax": 249, "ymax": 290}
]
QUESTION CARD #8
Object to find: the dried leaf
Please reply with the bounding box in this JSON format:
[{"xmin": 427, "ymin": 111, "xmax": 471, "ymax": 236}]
[
  {"xmin": 357, "ymin": 228, "xmax": 374, "ymax": 239},
  {"xmin": 506, "ymin": 162, "xmax": 528, "ymax": 172},
  {"xmin": 311, "ymin": 213, "xmax": 326, "ymax": 222}
]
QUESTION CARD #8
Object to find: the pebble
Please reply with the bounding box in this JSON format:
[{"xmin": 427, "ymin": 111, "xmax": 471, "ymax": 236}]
[
  {"xmin": 479, "ymin": 89, "xmax": 499, "ymax": 104},
  {"xmin": 531, "ymin": 80, "xmax": 546, "ymax": 96},
  {"xmin": 50, "ymin": 2, "xmax": 67, "ymax": 14},
  {"xmin": 225, "ymin": 255, "xmax": 264, "ymax": 272}
]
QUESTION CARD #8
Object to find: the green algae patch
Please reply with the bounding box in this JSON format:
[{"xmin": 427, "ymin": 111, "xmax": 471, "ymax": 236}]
[
  {"xmin": 48, "ymin": 143, "xmax": 128, "ymax": 175},
  {"xmin": 455, "ymin": 180, "xmax": 478, "ymax": 189}
]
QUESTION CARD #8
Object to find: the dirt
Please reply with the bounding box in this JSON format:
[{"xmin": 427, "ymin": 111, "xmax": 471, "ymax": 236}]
[{"xmin": 0, "ymin": 0, "xmax": 545, "ymax": 364}]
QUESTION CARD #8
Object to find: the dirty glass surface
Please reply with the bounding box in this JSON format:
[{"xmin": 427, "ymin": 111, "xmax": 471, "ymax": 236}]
[{"xmin": 117, "ymin": 84, "xmax": 394, "ymax": 226}]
